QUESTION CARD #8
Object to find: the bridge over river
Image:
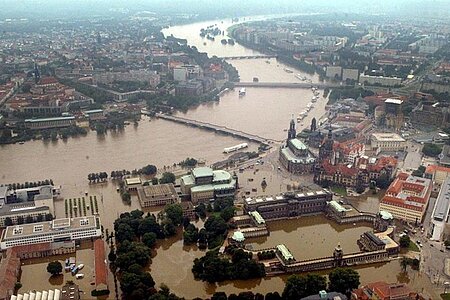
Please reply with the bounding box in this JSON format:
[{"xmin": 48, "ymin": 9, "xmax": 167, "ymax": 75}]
[
  {"xmin": 234, "ymin": 82, "xmax": 348, "ymax": 89},
  {"xmin": 155, "ymin": 113, "xmax": 280, "ymax": 145}
]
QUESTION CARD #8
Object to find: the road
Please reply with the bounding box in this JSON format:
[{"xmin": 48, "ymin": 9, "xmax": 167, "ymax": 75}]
[{"xmin": 416, "ymin": 196, "xmax": 450, "ymax": 294}]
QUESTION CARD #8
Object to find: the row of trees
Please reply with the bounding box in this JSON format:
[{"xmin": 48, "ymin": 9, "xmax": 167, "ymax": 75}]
[
  {"xmin": 87, "ymin": 172, "xmax": 108, "ymax": 182},
  {"xmin": 179, "ymin": 157, "xmax": 198, "ymax": 168},
  {"xmin": 192, "ymin": 246, "xmax": 265, "ymax": 283},
  {"xmin": 89, "ymin": 164, "xmax": 158, "ymax": 182},
  {"xmin": 2, "ymin": 179, "xmax": 54, "ymax": 190},
  {"xmin": 113, "ymin": 210, "xmax": 160, "ymax": 299},
  {"xmin": 112, "ymin": 205, "xmax": 185, "ymax": 299},
  {"xmin": 41, "ymin": 126, "xmax": 87, "ymax": 141}
]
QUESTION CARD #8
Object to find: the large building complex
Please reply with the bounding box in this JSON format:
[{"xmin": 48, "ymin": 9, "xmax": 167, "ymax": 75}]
[
  {"xmin": 244, "ymin": 190, "xmax": 332, "ymax": 220},
  {"xmin": 180, "ymin": 167, "xmax": 236, "ymax": 204},
  {"xmin": 0, "ymin": 216, "xmax": 101, "ymax": 250},
  {"xmin": 379, "ymin": 173, "xmax": 432, "ymax": 223},
  {"xmin": 0, "ymin": 185, "xmax": 57, "ymax": 227},
  {"xmin": 370, "ymin": 133, "xmax": 406, "ymax": 154}
]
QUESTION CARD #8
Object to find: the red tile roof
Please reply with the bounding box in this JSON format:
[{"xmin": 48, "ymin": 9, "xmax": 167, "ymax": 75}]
[
  {"xmin": 0, "ymin": 248, "xmax": 21, "ymax": 300},
  {"xmin": 94, "ymin": 239, "xmax": 108, "ymax": 288},
  {"xmin": 425, "ymin": 164, "xmax": 450, "ymax": 175},
  {"xmin": 12, "ymin": 242, "xmax": 51, "ymax": 256}
]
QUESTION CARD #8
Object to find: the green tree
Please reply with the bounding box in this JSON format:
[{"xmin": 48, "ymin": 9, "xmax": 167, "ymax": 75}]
[
  {"xmin": 265, "ymin": 292, "xmax": 282, "ymax": 300},
  {"xmin": 400, "ymin": 257, "xmax": 409, "ymax": 272},
  {"xmin": 47, "ymin": 261, "xmax": 63, "ymax": 276},
  {"xmin": 412, "ymin": 165, "xmax": 426, "ymax": 177},
  {"xmin": 142, "ymin": 232, "xmax": 157, "ymax": 248},
  {"xmin": 211, "ymin": 292, "xmax": 228, "ymax": 300},
  {"xmin": 164, "ymin": 203, "xmax": 183, "ymax": 226},
  {"xmin": 151, "ymin": 177, "xmax": 159, "ymax": 185},
  {"xmin": 422, "ymin": 143, "xmax": 442, "ymax": 157},
  {"xmin": 108, "ymin": 250, "xmax": 117, "ymax": 262},
  {"xmin": 159, "ymin": 172, "xmax": 176, "ymax": 184},
  {"xmin": 328, "ymin": 268, "xmax": 360, "ymax": 295},
  {"xmin": 399, "ymin": 235, "xmax": 411, "ymax": 248},
  {"xmin": 376, "ymin": 173, "xmax": 391, "ymax": 189},
  {"xmin": 141, "ymin": 164, "xmax": 157, "ymax": 175}
]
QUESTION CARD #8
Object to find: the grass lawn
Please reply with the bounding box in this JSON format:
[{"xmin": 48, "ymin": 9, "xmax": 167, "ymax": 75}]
[
  {"xmin": 441, "ymin": 293, "xmax": 450, "ymax": 300},
  {"xmin": 331, "ymin": 186, "xmax": 347, "ymax": 196},
  {"xmin": 408, "ymin": 241, "xmax": 420, "ymax": 252}
]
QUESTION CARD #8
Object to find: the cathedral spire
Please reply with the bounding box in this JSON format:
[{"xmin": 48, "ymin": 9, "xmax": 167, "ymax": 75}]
[{"xmin": 288, "ymin": 115, "xmax": 296, "ymax": 140}]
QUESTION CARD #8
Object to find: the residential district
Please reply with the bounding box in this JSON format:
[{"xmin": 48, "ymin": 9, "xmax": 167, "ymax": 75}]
[{"xmin": 0, "ymin": 8, "xmax": 450, "ymax": 300}]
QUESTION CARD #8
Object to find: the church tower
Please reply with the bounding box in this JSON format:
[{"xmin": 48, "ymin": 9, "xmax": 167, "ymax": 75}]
[
  {"xmin": 333, "ymin": 243, "xmax": 344, "ymax": 267},
  {"xmin": 287, "ymin": 116, "xmax": 296, "ymax": 140}
]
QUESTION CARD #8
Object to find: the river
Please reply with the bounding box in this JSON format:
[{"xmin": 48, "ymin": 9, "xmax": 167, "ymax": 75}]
[{"xmin": 0, "ymin": 16, "xmax": 439, "ymax": 299}]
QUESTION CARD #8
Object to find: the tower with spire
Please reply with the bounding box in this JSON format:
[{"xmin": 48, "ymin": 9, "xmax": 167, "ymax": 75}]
[
  {"xmin": 287, "ymin": 115, "xmax": 296, "ymax": 140},
  {"xmin": 33, "ymin": 63, "xmax": 40, "ymax": 84}
]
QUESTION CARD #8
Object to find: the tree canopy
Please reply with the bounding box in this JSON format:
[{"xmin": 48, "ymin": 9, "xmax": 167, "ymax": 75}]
[
  {"xmin": 159, "ymin": 172, "xmax": 176, "ymax": 184},
  {"xmin": 328, "ymin": 268, "xmax": 360, "ymax": 295},
  {"xmin": 47, "ymin": 261, "xmax": 62, "ymax": 276}
]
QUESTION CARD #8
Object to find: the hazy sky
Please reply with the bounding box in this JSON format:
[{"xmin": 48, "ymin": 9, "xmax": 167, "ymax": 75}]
[{"xmin": 0, "ymin": 0, "xmax": 449, "ymax": 19}]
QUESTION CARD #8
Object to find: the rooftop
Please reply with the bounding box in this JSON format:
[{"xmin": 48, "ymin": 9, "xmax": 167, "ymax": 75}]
[
  {"xmin": 142, "ymin": 183, "xmax": 178, "ymax": 198},
  {"xmin": 245, "ymin": 190, "xmax": 329, "ymax": 206},
  {"xmin": 94, "ymin": 239, "xmax": 108, "ymax": 287},
  {"xmin": 432, "ymin": 176, "xmax": 450, "ymax": 222},
  {"xmin": 2, "ymin": 216, "xmax": 98, "ymax": 240},
  {"xmin": 24, "ymin": 116, "xmax": 75, "ymax": 123},
  {"xmin": 289, "ymin": 138, "xmax": 308, "ymax": 151},
  {"xmin": 192, "ymin": 167, "xmax": 214, "ymax": 179},
  {"xmin": 277, "ymin": 244, "xmax": 295, "ymax": 261},
  {"xmin": 385, "ymin": 98, "xmax": 403, "ymax": 105},
  {"xmin": 125, "ymin": 177, "xmax": 142, "ymax": 185},
  {"xmin": 0, "ymin": 202, "xmax": 49, "ymax": 217},
  {"xmin": 371, "ymin": 133, "xmax": 406, "ymax": 142},
  {"xmin": 281, "ymin": 147, "xmax": 316, "ymax": 164}
]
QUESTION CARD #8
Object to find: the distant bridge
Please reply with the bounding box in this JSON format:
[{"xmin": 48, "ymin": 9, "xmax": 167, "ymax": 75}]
[
  {"xmin": 234, "ymin": 82, "xmax": 347, "ymax": 89},
  {"xmin": 155, "ymin": 113, "xmax": 280, "ymax": 145},
  {"xmin": 219, "ymin": 55, "xmax": 278, "ymax": 60}
]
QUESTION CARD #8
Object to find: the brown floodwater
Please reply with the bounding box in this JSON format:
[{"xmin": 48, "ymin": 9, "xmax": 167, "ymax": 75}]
[
  {"xmin": 176, "ymin": 87, "xmax": 327, "ymax": 141},
  {"xmin": 150, "ymin": 216, "xmax": 438, "ymax": 299},
  {"xmin": 0, "ymin": 17, "xmax": 439, "ymax": 300}
]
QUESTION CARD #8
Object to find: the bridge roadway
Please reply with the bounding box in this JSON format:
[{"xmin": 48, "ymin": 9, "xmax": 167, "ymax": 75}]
[
  {"xmin": 219, "ymin": 55, "xmax": 278, "ymax": 60},
  {"xmin": 234, "ymin": 82, "xmax": 346, "ymax": 89},
  {"xmin": 155, "ymin": 113, "xmax": 280, "ymax": 145}
]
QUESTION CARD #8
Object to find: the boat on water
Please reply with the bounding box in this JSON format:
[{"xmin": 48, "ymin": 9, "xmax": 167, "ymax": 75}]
[
  {"xmin": 284, "ymin": 68, "xmax": 293, "ymax": 73},
  {"xmin": 311, "ymin": 96, "xmax": 318, "ymax": 103},
  {"xmin": 239, "ymin": 88, "xmax": 246, "ymax": 96},
  {"xmin": 223, "ymin": 143, "xmax": 248, "ymax": 154}
]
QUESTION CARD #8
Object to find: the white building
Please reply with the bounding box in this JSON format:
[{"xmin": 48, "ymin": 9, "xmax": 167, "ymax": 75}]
[
  {"xmin": 370, "ymin": 133, "xmax": 406, "ymax": 155},
  {"xmin": 0, "ymin": 216, "xmax": 101, "ymax": 250},
  {"xmin": 360, "ymin": 74, "xmax": 402, "ymax": 87},
  {"xmin": 430, "ymin": 176, "xmax": 450, "ymax": 241}
]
